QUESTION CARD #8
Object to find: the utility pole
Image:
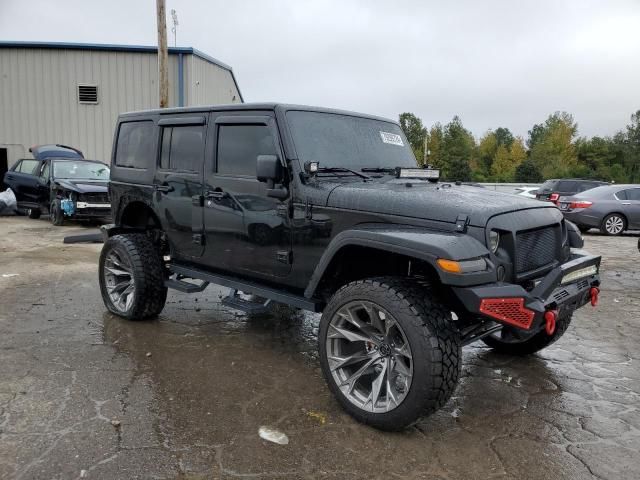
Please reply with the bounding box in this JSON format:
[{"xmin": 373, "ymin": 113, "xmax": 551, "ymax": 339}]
[{"xmin": 156, "ymin": 0, "xmax": 169, "ymax": 108}]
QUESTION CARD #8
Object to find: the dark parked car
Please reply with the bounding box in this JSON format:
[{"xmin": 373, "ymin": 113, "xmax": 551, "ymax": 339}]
[
  {"xmin": 3, "ymin": 144, "xmax": 111, "ymax": 225},
  {"xmin": 99, "ymin": 103, "xmax": 601, "ymax": 430},
  {"xmin": 536, "ymin": 178, "xmax": 607, "ymax": 204},
  {"xmin": 559, "ymin": 184, "xmax": 640, "ymax": 235}
]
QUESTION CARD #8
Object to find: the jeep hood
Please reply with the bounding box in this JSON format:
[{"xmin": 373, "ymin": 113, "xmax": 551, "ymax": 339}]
[
  {"xmin": 326, "ymin": 181, "xmax": 555, "ymax": 227},
  {"xmin": 53, "ymin": 179, "xmax": 109, "ymax": 194}
]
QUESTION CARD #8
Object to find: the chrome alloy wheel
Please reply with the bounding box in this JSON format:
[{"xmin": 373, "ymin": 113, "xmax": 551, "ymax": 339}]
[
  {"xmin": 326, "ymin": 301, "xmax": 413, "ymax": 413},
  {"xmin": 605, "ymin": 215, "xmax": 624, "ymax": 235},
  {"xmin": 103, "ymin": 250, "xmax": 136, "ymax": 313}
]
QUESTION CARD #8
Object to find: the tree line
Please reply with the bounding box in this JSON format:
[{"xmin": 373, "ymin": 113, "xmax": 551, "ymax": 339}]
[{"xmin": 398, "ymin": 110, "xmax": 640, "ymax": 184}]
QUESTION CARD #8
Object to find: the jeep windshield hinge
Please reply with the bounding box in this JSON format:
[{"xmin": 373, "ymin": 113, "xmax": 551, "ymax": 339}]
[{"xmin": 455, "ymin": 214, "xmax": 470, "ymax": 233}]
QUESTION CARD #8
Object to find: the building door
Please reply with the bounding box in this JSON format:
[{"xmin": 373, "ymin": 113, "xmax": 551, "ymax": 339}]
[
  {"xmin": 153, "ymin": 115, "xmax": 207, "ymax": 260},
  {"xmin": 202, "ymin": 113, "xmax": 291, "ymax": 279},
  {"xmin": 0, "ymin": 148, "xmax": 7, "ymax": 189}
]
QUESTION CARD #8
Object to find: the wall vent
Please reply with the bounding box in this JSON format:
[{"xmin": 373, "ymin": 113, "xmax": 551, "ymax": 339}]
[{"xmin": 78, "ymin": 84, "xmax": 98, "ymax": 104}]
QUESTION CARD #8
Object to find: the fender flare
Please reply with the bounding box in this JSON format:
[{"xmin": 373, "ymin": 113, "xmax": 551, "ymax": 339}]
[{"xmin": 304, "ymin": 225, "xmax": 495, "ymax": 298}]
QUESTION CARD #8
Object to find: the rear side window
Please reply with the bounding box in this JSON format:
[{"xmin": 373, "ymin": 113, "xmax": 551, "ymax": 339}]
[
  {"xmin": 556, "ymin": 181, "xmax": 578, "ymax": 192},
  {"xmin": 159, "ymin": 126, "xmax": 204, "ymax": 172},
  {"xmin": 216, "ymin": 125, "xmax": 276, "ymax": 177},
  {"xmin": 115, "ymin": 121, "xmax": 155, "ymax": 168},
  {"xmin": 17, "ymin": 159, "xmax": 38, "ymax": 174},
  {"xmin": 539, "ymin": 180, "xmax": 557, "ymax": 191}
]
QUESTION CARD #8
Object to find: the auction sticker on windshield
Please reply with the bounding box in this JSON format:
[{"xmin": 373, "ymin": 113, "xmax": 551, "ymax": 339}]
[{"xmin": 379, "ymin": 131, "xmax": 404, "ymax": 146}]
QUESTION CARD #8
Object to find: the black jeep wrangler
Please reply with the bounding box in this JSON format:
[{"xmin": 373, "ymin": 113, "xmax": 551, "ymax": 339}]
[{"xmin": 100, "ymin": 104, "xmax": 601, "ymax": 430}]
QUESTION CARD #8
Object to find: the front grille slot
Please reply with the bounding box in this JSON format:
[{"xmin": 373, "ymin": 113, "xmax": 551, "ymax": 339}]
[
  {"xmin": 515, "ymin": 226, "xmax": 558, "ymax": 273},
  {"xmin": 78, "ymin": 192, "xmax": 110, "ymax": 203}
]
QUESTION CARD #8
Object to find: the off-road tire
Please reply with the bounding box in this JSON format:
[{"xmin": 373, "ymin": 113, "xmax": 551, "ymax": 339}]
[
  {"xmin": 482, "ymin": 314, "xmax": 573, "ymax": 355},
  {"xmin": 318, "ymin": 277, "xmax": 461, "ymax": 431},
  {"xmin": 600, "ymin": 213, "xmax": 626, "ymax": 236},
  {"xmin": 28, "ymin": 208, "xmax": 41, "ymax": 219},
  {"xmin": 50, "ymin": 200, "xmax": 64, "ymax": 226},
  {"xmin": 99, "ymin": 233, "xmax": 167, "ymax": 320}
]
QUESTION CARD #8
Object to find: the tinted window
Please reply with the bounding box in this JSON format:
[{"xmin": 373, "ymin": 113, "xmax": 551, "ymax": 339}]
[
  {"xmin": 160, "ymin": 126, "xmax": 204, "ymax": 172},
  {"xmin": 624, "ymin": 189, "xmax": 640, "ymax": 201},
  {"xmin": 217, "ymin": 125, "xmax": 276, "ymax": 177},
  {"xmin": 18, "ymin": 159, "xmax": 38, "ymax": 174},
  {"xmin": 556, "ymin": 181, "xmax": 578, "ymax": 192},
  {"xmin": 287, "ymin": 111, "xmax": 416, "ymax": 170},
  {"xmin": 539, "ymin": 180, "xmax": 558, "ymax": 191},
  {"xmin": 115, "ymin": 121, "xmax": 155, "ymax": 168}
]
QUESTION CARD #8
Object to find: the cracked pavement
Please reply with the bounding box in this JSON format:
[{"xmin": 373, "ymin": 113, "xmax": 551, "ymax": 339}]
[{"xmin": 0, "ymin": 217, "xmax": 638, "ymax": 479}]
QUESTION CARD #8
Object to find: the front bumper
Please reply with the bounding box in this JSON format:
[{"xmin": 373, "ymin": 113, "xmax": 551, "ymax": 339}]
[{"xmin": 453, "ymin": 250, "xmax": 601, "ymax": 332}]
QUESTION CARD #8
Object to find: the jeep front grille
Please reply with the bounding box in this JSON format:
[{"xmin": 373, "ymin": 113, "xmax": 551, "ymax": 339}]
[{"xmin": 515, "ymin": 226, "xmax": 558, "ymax": 273}]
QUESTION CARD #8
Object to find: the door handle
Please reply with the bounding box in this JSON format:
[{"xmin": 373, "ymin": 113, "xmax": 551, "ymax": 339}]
[
  {"xmin": 622, "ymin": 202, "xmax": 631, "ymax": 205},
  {"xmin": 206, "ymin": 189, "xmax": 226, "ymax": 200},
  {"xmin": 155, "ymin": 184, "xmax": 174, "ymax": 193},
  {"xmin": 5, "ymin": 174, "xmax": 14, "ymax": 180}
]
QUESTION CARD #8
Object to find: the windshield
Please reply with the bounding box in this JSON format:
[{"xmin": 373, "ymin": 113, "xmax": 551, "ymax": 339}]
[
  {"xmin": 53, "ymin": 160, "xmax": 110, "ymax": 180},
  {"xmin": 286, "ymin": 111, "xmax": 417, "ymax": 171}
]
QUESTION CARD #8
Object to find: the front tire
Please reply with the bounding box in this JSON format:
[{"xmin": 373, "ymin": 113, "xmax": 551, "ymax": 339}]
[
  {"xmin": 28, "ymin": 208, "xmax": 41, "ymax": 219},
  {"xmin": 601, "ymin": 213, "xmax": 626, "ymax": 236},
  {"xmin": 482, "ymin": 315, "xmax": 572, "ymax": 355},
  {"xmin": 99, "ymin": 234, "xmax": 168, "ymax": 320},
  {"xmin": 319, "ymin": 277, "xmax": 461, "ymax": 431},
  {"xmin": 50, "ymin": 200, "xmax": 64, "ymax": 226}
]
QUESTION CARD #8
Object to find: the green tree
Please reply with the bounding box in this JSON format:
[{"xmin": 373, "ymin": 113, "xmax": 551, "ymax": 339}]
[
  {"xmin": 477, "ymin": 131, "xmax": 498, "ymax": 178},
  {"xmin": 490, "ymin": 137, "xmax": 526, "ymax": 182},
  {"xmin": 529, "ymin": 112, "xmax": 578, "ymax": 178},
  {"xmin": 515, "ymin": 158, "xmax": 543, "ymax": 183},
  {"xmin": 495, "ymin": 127, "xmax": 514, "ymax": 149},
  {"xmin": 427, "ymin": 123, "xmax": 444, "ymax": 168},
  {"xmin": 623, "ymin": 110, "xmax": 640, "ymax": 182},
  {"xmin": 399, "ymin": 112, "xmax": 427, "ymax": 164},
  {"xmin": 441, "ymin": 116, "xmax": 474, "ymax": 181}
]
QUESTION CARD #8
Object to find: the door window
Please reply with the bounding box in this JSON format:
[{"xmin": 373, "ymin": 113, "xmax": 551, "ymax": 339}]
[
  {"xmin": 159, "ymin": 125, "xmax": 204, "ymax": 172},
  {"xmin": 624, "ymin": 189, "xmax": 640, "ymax": 201},
  {"xmin": 216, "ymin": 125, "xmax": 276, "ymax": 177},
  {"xmin": 17, "ymin": 159, "xmax": 38, "ymax": 174},
  {"xmin": 39, "ymin": 162, "xmax": 50, "ymax": 180}
]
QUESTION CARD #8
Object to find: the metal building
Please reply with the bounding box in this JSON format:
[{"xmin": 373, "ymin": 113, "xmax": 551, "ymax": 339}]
[{"xmin": 0, "ymin": 41, "xmax": 243, "ymax": 177}]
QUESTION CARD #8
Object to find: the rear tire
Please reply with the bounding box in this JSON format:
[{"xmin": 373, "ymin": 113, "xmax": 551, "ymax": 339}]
[
  {"xmin": 99, "ymin": 233, "xmax": 167, "ymax": 320},
  {"xmin": 50, "ymin": 200, "xmax": 64, "ymax": 226},
  {"xmin": 577, "ymin": 225, "xmax": 590, "ymax": 233},
  {"xmin": 600, "ymin": 213, "xmax": 626, "ymax": 236},
  {"xmin": 481, "ymin": 315, "xmax": 572, "ymax": 355},
  {"xmin": 28, "ymin": 208, "xmax": 41, "ymax": 219},
  {"xmin": 318, "ymin": 277, "xmax": 461, "ymax": 431}
]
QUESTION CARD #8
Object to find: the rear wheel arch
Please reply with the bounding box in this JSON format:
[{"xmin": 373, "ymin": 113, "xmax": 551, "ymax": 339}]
[{"xmin": 119, "ymin": 200, "xmax": 162, "ymax": 230}]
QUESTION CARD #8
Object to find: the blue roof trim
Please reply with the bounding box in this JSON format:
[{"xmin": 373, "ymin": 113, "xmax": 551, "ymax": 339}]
[{"xmin": 0, "ymin": 40, "xmax": 244, "ymax": 102}]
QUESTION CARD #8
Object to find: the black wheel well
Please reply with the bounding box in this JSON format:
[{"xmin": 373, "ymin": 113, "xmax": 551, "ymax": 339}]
[
  {"xmin": 119, "ymin": 201, "xmax": 161, "ymax": 230},
  {"xmin": 315, "ymin": 245, "xmax": 442, "ymax": 300}
]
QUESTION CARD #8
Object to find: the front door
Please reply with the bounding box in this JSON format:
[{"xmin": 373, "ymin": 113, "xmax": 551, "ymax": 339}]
[
  {"xmin": 202, "ymin": 113, "xmax": 291, "ymax": 279},
  {"xmin": 153, "ymin": 115, "xmax": 207, "ymax": 260}
]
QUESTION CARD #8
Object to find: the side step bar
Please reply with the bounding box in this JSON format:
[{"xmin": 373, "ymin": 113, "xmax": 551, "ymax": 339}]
[{"xmin": 167, "ymin": 263, "xmax": 324, "ymax": 312}]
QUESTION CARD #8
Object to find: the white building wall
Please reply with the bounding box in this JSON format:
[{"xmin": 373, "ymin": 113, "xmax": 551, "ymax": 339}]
[{"xmin": 0, "ymin": 47, "xmax": 240, "ymax": 167}]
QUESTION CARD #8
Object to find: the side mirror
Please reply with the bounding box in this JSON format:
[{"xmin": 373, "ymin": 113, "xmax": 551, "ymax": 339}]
[
  {"xmin": 256, "ymin": 155, "xmax": 288, "ymax": 199},
  {"xmin": 257, "ymin": 155, "xmax": 282, "ymax": 183}
]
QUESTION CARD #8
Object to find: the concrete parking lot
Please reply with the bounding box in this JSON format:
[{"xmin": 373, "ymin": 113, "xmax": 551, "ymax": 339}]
[{"xmin": 0, "ymin": 217, "xmax": 638, "ymax": 480}]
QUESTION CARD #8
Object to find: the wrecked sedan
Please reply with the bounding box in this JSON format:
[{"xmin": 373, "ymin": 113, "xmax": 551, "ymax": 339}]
[{"xmin": 3, "ymin": 144, "xmax": 111, "ymax": 225}]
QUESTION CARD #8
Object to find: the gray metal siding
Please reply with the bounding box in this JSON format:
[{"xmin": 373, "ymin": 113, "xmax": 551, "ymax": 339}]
[
  {"xmin": 186, "ymin": 55, "xmax": 241, "ymax": 106},
  {"xmin": 0, "ymin": 47, "xmax": 238, "ymax": 166}
]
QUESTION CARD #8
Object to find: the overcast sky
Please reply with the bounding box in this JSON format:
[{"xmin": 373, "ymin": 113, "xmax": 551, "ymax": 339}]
[{"xmin": 2, "ymin": 0, "xmax": 639, "ymax": 139}]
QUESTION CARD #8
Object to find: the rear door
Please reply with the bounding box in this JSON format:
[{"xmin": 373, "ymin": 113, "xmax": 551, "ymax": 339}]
[
  {"xmin": 619, "ymin": 188, "xmax": 640, "ymax": 228},
  {"xmin": 153, "ymin": 115, "xmax": 207, "ymax": 260},
  {"xmin": 5, "ymin": 159, "xmax": 41, "ymax": 203},
  {"xmin": 202, "ymin": 111, "xmax": 291, "ymax": 279}
]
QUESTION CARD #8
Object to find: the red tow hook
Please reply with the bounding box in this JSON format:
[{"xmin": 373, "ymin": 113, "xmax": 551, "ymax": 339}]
[
  {"xmin": 544, "ymin": 310, "xmax": 557, "ymax": 336},
  {"xmin": 590, "ymin": 287, "xmax": 600, "ymax": 307}
]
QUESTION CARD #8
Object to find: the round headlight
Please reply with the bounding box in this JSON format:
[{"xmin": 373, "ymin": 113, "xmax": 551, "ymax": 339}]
[{"xmin": 489, "ymin": 230, "xmax": 500, "ymax": 253}]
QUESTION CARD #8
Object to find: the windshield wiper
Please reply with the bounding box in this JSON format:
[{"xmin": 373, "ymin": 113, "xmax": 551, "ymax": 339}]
[{"xmin": 316, "ymin": 167, "xmax": 371, "ymax": 180}]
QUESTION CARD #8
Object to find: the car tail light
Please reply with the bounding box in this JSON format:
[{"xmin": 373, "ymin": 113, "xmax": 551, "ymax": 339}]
[
  {"xmin": 569, "ymin": 201, "xmax": 593, "ymax": 209},
  {"xmin": 479, "ymin": 298, "xmax": 535, "ymax": 329},
  {"xmin": 549, "ymin": 193, "xmax": 560, "ymax": 203}
]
